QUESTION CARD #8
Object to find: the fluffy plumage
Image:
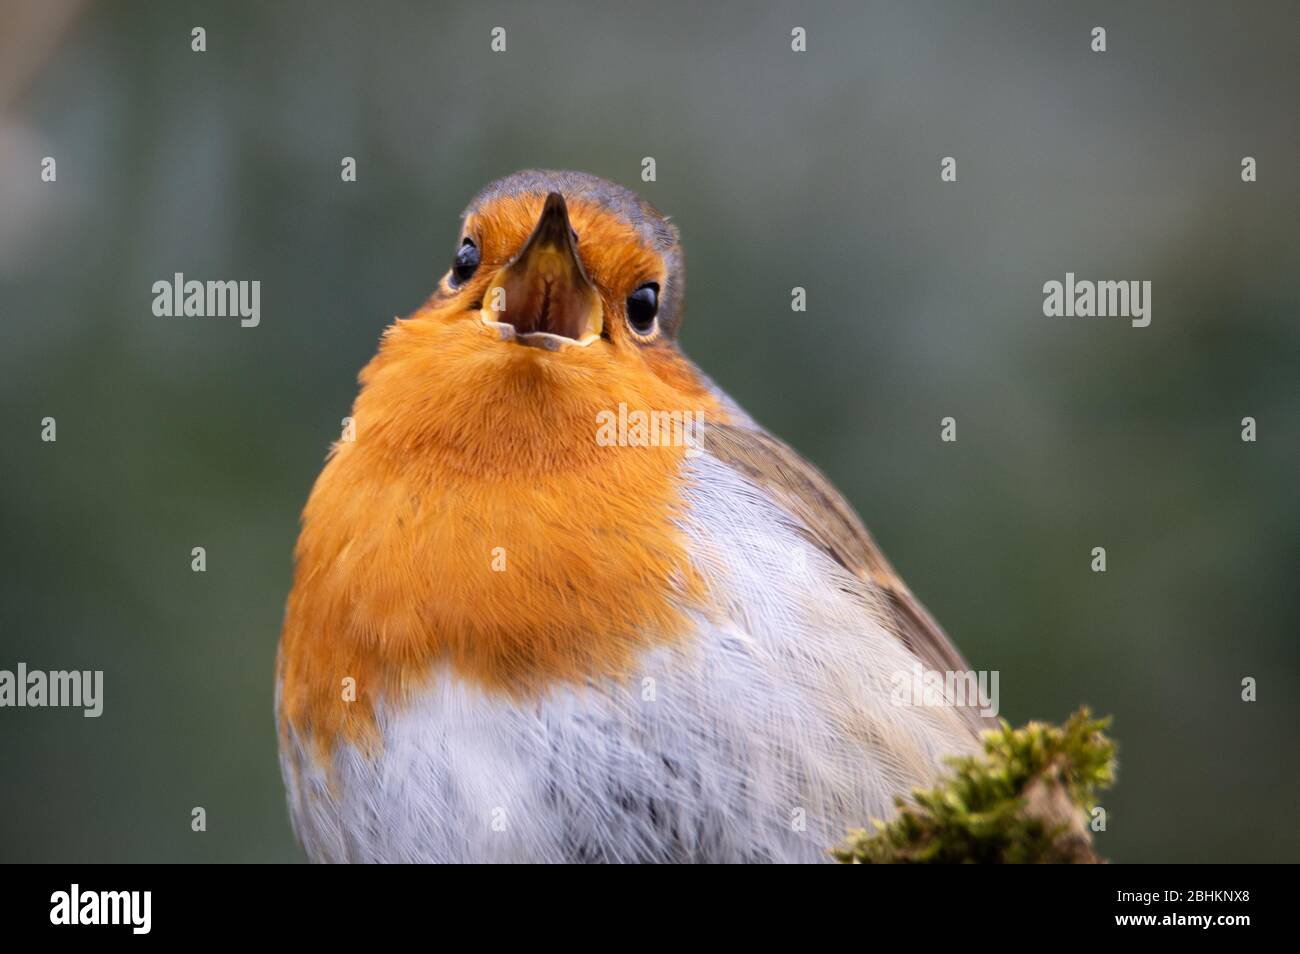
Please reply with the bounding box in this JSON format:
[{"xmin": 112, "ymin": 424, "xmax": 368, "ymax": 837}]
[{"xmin": 277, "ymin": 170, "xmax": 982, "ymax": 862}]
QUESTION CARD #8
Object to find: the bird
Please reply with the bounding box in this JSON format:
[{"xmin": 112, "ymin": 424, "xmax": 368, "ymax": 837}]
[{"xmin": 276, "ymin": 170, "xmax": 985, "ymax": 863}]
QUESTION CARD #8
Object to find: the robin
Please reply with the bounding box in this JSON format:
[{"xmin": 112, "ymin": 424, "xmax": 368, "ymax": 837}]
[{"xmin": 276, "ymin": 170, "xmax": 984, "ymax": 863}]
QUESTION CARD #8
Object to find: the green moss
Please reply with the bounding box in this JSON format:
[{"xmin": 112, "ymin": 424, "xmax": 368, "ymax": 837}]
[{"xmin": 833, "ymin": 708, "xmax": 1117, "ymax": 864}]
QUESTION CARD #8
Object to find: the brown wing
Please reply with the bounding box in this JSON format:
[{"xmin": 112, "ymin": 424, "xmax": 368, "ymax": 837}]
[{"xmin": 704, "ymin": 421, "xmax": 979, "ymax": 692}]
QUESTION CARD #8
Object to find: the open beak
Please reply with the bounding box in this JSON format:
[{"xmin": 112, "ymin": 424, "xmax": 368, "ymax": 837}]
[{"xmin": 480, "ymin": 192, "xmax": 604, "ymax": 349}]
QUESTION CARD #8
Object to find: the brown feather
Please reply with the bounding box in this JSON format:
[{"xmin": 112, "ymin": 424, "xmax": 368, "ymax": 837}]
[{"xmin": 704, "ymin": 421, "xmax": 989, "ymax": 733}]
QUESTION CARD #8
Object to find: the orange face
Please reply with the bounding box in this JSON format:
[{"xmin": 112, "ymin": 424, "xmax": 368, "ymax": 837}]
[{"xmin": 278, "ymin": 173, "xmax": 726, "ymax": 756}]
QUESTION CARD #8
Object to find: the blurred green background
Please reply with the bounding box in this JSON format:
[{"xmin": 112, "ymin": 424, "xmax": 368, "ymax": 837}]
[{"xmin": 1, "ymin": 0, "xmax": 1297, "ymax": 862}]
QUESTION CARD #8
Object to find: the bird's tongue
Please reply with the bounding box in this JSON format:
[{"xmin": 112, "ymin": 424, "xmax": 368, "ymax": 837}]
[
  {"xmin": 491, "ymin": 255, "xmax": 598, "ymax": 339},
  {"xmin": 484, "ymin": 192, "xmax": 603, "ymax": 343}
]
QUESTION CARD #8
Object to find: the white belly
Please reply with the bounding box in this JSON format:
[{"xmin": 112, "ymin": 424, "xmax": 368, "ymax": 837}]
[{"xmin": 280, "ymin": 454, "xmax": 977, "ymax": 863}]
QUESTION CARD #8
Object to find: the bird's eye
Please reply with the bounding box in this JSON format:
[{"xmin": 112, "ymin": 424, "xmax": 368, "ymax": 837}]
[
  {"xmin": 626, "ymin": 283, "xmax": 659, "ymax": 336},
  {"xmin": 450, "ymin": 239, "xmax": 480, "ymax": 286}
]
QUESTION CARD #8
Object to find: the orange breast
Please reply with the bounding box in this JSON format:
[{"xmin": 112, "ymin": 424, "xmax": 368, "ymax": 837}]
[{"xmin": 277, "ymin": 308, "xmax": 724, "ymax": 757}]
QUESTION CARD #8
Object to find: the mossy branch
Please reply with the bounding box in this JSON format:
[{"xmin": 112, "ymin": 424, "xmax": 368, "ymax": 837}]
[{"xmin": 834, "ymin": 708, "xmax": 1117, "ymax": 864}]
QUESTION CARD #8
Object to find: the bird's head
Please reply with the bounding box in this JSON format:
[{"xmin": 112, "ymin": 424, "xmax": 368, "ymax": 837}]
[
  {"xmin": 353, "ymin": 170, "xmax": 721, "ymax": 475},
  {"xmin": 449, "ymin": 171, "xmax": 684, "ymax": 351}
]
